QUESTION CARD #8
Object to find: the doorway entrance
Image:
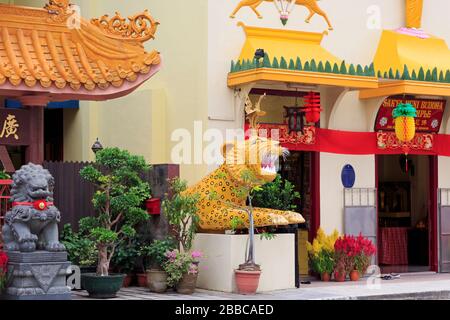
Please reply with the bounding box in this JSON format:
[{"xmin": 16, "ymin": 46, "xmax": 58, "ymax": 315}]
[{"xmin": 377, "ymin": 154, "xmax": 438, "ymax": 273}]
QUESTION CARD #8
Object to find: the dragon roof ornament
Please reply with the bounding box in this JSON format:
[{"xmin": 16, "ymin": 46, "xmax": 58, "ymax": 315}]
[{"xmin": 91, "ymin": 10, "xmax": 159, "ymax": 42}]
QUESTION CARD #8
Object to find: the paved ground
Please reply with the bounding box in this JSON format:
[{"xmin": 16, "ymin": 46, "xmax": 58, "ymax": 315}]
[{"xmin": 73, "ymin": 273, "xmax": 450, "ymax": 300}]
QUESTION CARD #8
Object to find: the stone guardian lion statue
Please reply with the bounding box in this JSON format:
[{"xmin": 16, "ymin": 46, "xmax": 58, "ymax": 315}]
[{"xmin": 2, "ymin": 164, "xmax": 65, "ymax": 252}]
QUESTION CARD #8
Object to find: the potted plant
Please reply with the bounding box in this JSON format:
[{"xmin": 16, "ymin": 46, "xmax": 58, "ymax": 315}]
[
  {"xmin": 334, "ymin": 235, "xmax": 357, "ymax": 282},
  {"xmin": 79, "ymin": 147, "xmax": 151, "ymax": 298},
  {"xmin": 352, "ymin": 234, "xmax": 377, "ymax": 281},
  {"xmin": 61, "ymin": 223, "xmax": 98, "ymax": 274},
  {"xmin": 306, "ymin": 228, "xmax": 339, "ymax": 281},
  {"xmin": 162, "ymin": 178, "xmax": 201, "ymax": 294},
  {"xmin": 110, "ymin": 238, "xmax": 140, "ymax": 288},
  {"xmin": 163, "ymin": 249, "xmax": 202, "ymax": 294},
  {"xmin": 141, "ymin": 237, "xmax": 176, "ymax": 293},
  {"xmin": 0, "ymin": 249, "xmax": 8, "ymax": 295}
]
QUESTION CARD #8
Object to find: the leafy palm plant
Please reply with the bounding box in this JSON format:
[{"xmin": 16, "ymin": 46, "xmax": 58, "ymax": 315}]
[{"xmin": 80, "ymin": 148, "xmax": 151, "ymax": 276}]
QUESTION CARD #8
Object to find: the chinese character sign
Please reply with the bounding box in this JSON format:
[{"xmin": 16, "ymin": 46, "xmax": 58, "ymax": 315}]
[
  {"xmin": 0, "ymin": 109, "xmax": 29, "ymax": 145},
  {"xmin": 375, "ymin": 98, "xmax": 446, "ymax": 133}
]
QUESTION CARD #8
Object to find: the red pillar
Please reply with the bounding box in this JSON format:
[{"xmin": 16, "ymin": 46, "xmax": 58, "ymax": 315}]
[{"xmin": 19, "ymin": 96, "xmax": 49, "ymax": 165}]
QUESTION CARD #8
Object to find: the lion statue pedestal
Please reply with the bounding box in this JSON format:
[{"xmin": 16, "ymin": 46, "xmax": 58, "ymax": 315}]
[{"xmin": 1, "ymin": 164, "xmax": 71, "ymax": 300}]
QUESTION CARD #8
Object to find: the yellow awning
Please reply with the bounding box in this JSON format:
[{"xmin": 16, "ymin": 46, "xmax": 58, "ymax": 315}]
[
  {"xmin": 237, "ymin": 22, "xmax": 341, "ymax": 66},
  {"xmin": 374, "ymin": 30, "xmax": 450, "ymax": 76}
]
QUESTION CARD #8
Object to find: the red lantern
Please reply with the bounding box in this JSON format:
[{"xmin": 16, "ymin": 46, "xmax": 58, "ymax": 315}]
[{"xmin": 303, "ymin": 92, "xmax": 322, "ymax": 124}]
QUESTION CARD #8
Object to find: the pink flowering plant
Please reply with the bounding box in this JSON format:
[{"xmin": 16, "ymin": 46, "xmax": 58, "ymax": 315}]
[
  {"xmin": 0, "ymin": 250, "xmax": 8, "ymax": 293},
  {"xmin": 163, "ymin": 249, "xmax": 203, "ymax": 287}
]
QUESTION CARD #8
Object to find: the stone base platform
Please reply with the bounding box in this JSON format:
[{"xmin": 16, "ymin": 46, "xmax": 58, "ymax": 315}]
[
  {"xmin": 193, "ymin": 234, "xmax": 295, "ymax": 293},
  {"xmin": 2, "ymin": 251, "xmax": 72, "ymax": 300}
]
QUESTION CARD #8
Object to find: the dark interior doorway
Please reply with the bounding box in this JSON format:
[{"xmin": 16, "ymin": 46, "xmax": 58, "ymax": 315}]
[
  {"xmin": 44, "ymin": 109, "xmax": 63, "ymax": 162},
  {"xmin": 377, "ymin": 154, "xmax": 436, "ymax": 273}
]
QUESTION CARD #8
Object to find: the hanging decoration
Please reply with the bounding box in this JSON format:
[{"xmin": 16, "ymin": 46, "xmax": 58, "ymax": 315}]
[
  {"xmin": 303, "ymin": 91, "xmax": 322, "ymax": 124},
  {"xmin": 273, "ymin": 0, "xmax": 296, "ymax": 25},
  {"xmin": 392, "ymin": 102, "xmax": 417, "ymax": 172}
]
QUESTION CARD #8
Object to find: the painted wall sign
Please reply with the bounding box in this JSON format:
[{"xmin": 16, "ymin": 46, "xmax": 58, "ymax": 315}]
[
  {"xmin": 375, "ymin": 98, "xmax": 446, "ymax": 133},
  {"xmin": 341, "ymin": 164, "xmax": 356, "ymax": 188},
  {"xmin": 0, "ymin": 109, "xmax": 30, "ymax": 146}
]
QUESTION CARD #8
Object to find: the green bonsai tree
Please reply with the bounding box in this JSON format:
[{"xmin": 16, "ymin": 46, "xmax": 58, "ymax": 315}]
[
  {"xmin": 162, "ymin": 178, "xmax": 200, "ymax": 252},
  {"xmin": 80, "ymin": 147, "xmax": 151, "ymax": 276}
]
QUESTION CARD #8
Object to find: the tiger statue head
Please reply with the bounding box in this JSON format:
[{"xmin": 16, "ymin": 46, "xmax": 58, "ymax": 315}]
[{"xmin": 221, "ymin": 135, "xmax": 288, "ymax": 186}]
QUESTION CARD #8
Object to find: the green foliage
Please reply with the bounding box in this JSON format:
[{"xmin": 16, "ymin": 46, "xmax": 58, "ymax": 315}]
[
  {"xmin": 163, "ymin": 250, "xmax": 200, "ymax": 287},
  {"xmin": 340, "ymin": 61, "xmax": 347, "ymax": 74},
  {"xmin": 79, "ymin": 147, "xmax": 151, "ymax": 276},
  {"xmin": 280, "ymin": 57, "xmax": 288, "ymax": 69},
  {"xmin": 61, "ymin": 224, "xmax": 98, "ymax": 267},
  {"xmin": 251, "ymin": 175, "xmax": 300, "ymax": 211},
  {"xmin": 310, "ymin": 250, "xmax": 335, "ymax": 274},
  {"xmin": 0, "ymin": 171, "xmax": 10, "ymax": 180},
  {"xmin": 295, "ymin": 57, "xmax": 302, "ymax": 70},
  {"xmin": 230, "ymin": 216, "xmax": 245, "ymax": 231},
  {"xmin": 162, "ymin": 178, "xmax": 200, "ymax": 252},
  {"xmin": 259, "ymin": 232, "xmax": 277, "ymax": 241},
  {"xmin": 140, "ymin": 237, "xmax": 176, "ymax": 270},
  {"xmin": 110, "ymin": 238, "xmax": 140, "ymax": 274}
]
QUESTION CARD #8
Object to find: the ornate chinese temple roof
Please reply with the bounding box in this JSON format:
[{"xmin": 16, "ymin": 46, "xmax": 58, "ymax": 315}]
[{"xmin": 0, "ymin": 1, "xmax": 161, "ymax": 101}]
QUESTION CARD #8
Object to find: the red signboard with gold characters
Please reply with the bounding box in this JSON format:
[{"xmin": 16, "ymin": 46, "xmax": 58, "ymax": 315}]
[{"xmin": 375, "ymin": 98, "xmax": 446, "ymax": 133}]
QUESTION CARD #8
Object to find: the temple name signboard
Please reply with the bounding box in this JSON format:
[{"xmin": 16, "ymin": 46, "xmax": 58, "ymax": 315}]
[
  {"xmin": 375, "ymin": 98, "xmax": 446, "ymax": 133},
  {"xmin": 0, "ymin": 109, "xmax": 30, "ymax": 146}
]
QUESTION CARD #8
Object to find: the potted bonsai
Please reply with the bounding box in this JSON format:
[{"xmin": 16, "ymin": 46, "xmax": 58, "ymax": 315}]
[
  {"xmin": 141, "ymin": 237, "xmax": 176, "ymax": 293},
  {"xmin": 306, "ymin": 228, "xmax": 339, "ymax": 281},
  {"xmin": 110, "ymin": 238, "xmax": 140, "ymax": 288},
  {"xmin": 162, "ymin": 178, "xmax": 201, "ymax": 294},
  {"xmin": 79, "ymin": 147, "xmax": 151, "ymax": 298}
]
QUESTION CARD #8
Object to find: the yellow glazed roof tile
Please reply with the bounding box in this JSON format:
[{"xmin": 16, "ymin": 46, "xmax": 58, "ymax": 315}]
[{"xmin": 0, "ymin": 1, "xmax": 161, "ymax": 93}]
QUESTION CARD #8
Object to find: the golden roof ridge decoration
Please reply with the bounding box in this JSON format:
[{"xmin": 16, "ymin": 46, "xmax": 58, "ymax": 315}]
[
  {"xmin": 0, "ymin": 1, "xmax": 162, "ymax": 98},
  {"xmin": 91, "ymin": 10, "xmax": 159, "ymax": 42},
  {"xmin": 44, "ymin": 0, "xmax": 74, "ymax": 22}
]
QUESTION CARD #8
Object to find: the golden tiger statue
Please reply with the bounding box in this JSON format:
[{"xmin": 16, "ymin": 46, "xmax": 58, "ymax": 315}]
[
  {"xmin": 230, "ymin": 0, "xmax": 333, "ymax": 30},
  {"xmin": 183, "ymin": 136, "xmax": 305, "ymax": 231}
]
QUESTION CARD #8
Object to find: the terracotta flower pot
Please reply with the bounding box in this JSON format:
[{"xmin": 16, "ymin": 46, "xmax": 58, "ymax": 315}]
[
  {"xmin": 235, "ymin": 270, "xmax": 261, "ymax": 295},
  {"xmin": 176, "ymin": 273, "xmax": 198, "ymax": 295},
  {"xmin": 122, "ymin": 274, "xmax": 134, "ymax": 288},
  {"xmin": 334, "ymin": 271, "xmax": 346, "ymax": 282},
  {"xmin": 137, "ymin": 273, "xmax": 148, "ymax": 287},
  {"xmin": 350, "ymin": 270, "xmax": 360, "ymax": 281},
  {"xmin": 321, "ymin": 272, "xmax": 331, "ymax": 282}
]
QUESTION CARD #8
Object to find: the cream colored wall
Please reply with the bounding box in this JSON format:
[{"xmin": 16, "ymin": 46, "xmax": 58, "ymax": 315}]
[{"xmin": 320, "ymin": 153, "xmax": 375, "ymax": 234}]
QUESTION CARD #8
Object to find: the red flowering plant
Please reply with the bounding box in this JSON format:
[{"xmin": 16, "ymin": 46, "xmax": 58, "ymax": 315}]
[
  {"xmin": 0, "ymin": 250, "xmax": 8, "ymax": 293},
  {"xmin": 334, "ymin": 234, "xmax": 377, "ymax": 277},
  {"xmin": 353, "ymin": 234, "xmax": 377, "ymax": 275}
]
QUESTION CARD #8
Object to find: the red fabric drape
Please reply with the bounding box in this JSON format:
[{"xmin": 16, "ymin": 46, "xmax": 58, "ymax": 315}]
[{"xmin": 284, "ymin": 128, "xmax": 450, "ymax": 156}]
